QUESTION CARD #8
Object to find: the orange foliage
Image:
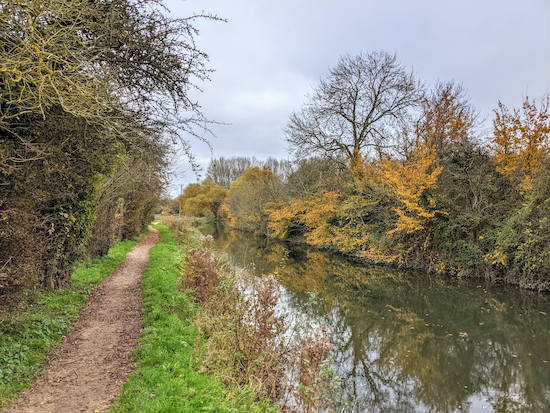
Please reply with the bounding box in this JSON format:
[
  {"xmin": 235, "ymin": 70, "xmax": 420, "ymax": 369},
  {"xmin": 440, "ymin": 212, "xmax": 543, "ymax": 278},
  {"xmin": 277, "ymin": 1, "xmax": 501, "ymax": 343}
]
[
  {"xmin": 267, "ymin": 155, "xmax": 387, "ymax": 252},
  {"xmin": 268, "ymin": 191, "xmax": 341, "ymax": 248},
  {"xmin": 490, "ymin": 96, "xmax": 550, "ymax": 192},
  {"xmin": 217, "ymin": 199, "xmax": 238, "ymax": 227},
  {"xmin": 419, "ymin": 82, "xmax": 476, "ymax": 151},
  {"xmin": 298, "ymin": 191, "xmax": 344, "ymax": 248},
  {"xmin": 268, "ymin": 186, "xmax": 378, "ymax": 253},
  {"xmin": 265, "ymin": 201, "xmax": 297, "ymax": 239}
]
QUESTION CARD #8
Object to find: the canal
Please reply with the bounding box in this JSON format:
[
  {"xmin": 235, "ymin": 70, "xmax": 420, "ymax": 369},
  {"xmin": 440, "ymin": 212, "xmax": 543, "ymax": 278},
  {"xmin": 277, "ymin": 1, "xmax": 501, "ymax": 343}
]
[{"xmin": 201, "ymin": 224, "xmax": 550, "ymax": 412}]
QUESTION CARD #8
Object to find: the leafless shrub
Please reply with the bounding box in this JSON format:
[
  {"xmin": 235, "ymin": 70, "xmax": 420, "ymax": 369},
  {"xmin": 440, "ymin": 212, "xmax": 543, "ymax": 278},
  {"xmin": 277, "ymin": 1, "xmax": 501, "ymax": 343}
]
[
  {"xmin": 196, "ymin": 268, "xmax": 334, "ymax": 412},
  {"xmin": 181, "ymin": 244, "xmax": 220, "ymax": 303}
]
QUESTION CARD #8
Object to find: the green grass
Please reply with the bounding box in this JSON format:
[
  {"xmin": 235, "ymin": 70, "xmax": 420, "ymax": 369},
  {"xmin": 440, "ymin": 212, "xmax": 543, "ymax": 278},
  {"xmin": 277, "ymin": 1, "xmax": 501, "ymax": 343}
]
[
  {"xmin": 110, "ymin": 224, "xmax": 276, "ymax": 413},
  {"xmin": 0, "ymin": 238, "xmax": 137, "ymax": 409}
]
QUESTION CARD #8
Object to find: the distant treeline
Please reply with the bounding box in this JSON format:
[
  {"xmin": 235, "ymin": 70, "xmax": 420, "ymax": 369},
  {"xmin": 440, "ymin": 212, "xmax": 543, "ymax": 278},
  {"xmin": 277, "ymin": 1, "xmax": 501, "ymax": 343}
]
[
  {"xmin": 0, "ymin": 0, "xmax": 216, "ymax": 297},
  {"xmin": 173, "ymin": 51, "xmax": 550, "ymax": 291}
]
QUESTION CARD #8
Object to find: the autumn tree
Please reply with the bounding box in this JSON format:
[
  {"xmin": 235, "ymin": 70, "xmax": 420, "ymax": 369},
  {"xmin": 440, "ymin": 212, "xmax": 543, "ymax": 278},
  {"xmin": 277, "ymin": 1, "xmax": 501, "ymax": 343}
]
[
  {"xmin": 416, "ymin": 82, "xmax": 479, "ymax": 154},
  {"xmin": 222, "ymin": 167, "xmax": 285, "ymax": 234},
  {"xmin": 285, "ymin": 51, "xmax": 424, "ymax": 168},
  {"xmin": 490, "ymin": 95, "xmax": 550, "ymax": 193},
  {"xmin": 378, "ymin": 140, "xmax": 443, "ymax": 235},
  {"xmin": 178, "ymin": 180, "xmax": 228, "ymax": 217},
  {"xmin": 0, "ymin": 0, "xmax": 219, "ymax": 161},
  {"xmin": 488, "ymin": 95, "xmax": 550, "ymax": 288},
  {"xmin": 416, "ymin": 82, "xmax": 504, "ymax": 217}
]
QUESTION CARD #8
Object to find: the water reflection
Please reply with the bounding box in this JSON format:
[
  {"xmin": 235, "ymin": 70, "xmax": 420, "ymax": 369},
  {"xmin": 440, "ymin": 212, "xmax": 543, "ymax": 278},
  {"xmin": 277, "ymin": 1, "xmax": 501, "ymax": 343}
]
[{"xmin": 206, "ymin": 225, "xmax": 550, "ymax": 413}]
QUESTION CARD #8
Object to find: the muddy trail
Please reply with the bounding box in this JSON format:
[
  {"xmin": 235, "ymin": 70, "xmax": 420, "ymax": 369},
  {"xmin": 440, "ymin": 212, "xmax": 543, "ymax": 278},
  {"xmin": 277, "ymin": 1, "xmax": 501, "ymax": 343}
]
[{"xmin": 5, "ymin": 228, "xmax": 159, "ymax": 413}]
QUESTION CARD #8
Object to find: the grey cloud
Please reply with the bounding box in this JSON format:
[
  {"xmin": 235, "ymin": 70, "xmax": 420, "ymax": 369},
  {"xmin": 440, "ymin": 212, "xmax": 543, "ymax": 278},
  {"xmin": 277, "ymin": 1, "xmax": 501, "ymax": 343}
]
[{"xmin": 166, "ymin": 0, "xmax": 550, "ymax": 195}]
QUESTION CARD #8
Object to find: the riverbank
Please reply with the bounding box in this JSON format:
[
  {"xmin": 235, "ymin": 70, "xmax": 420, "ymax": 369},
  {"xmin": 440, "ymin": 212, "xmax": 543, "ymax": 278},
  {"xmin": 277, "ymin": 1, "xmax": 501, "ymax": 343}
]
[
  {"xmin": 110, "ymin": 221, "xmax": 277, "ymax": 412},
  {"xmin": 200, "ymin": 219, "xmax": 550, "ymax": 412},
  {"xmin": 214, "ymin": 219, "xmax": 544, "ymax": 293},
  {"xmin": 0, "ymin": 223, "xmax": 277, "ymax": 412},
  {"xmin": 156, "ymin": 216, "xmax": 336, "ymax": 413},
  {"xmin": 198, "ymin": 219, "xmax": 500, "ymax": 290}
]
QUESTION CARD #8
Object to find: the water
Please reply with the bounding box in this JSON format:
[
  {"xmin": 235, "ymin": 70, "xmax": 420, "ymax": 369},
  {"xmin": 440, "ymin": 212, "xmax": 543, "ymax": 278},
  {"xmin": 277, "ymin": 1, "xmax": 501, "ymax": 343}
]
[{"xmin": 201, "ymin": 224, "xmax": 550, "ymax": 412}]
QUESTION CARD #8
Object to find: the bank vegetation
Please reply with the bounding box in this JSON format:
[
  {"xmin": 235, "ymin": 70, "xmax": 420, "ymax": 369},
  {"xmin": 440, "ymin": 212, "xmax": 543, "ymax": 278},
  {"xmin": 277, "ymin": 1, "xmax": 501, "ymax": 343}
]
[
  {"xmin": 161, "ymin": 216, "xmax": 337, "ymax": 412},
  {"xmin": 173, "ymin": 52, "xmax": 550, "ymax": 291},
  {"xmin": 0, "ymin": 0, "xmax": 218, "ymax": 303}
]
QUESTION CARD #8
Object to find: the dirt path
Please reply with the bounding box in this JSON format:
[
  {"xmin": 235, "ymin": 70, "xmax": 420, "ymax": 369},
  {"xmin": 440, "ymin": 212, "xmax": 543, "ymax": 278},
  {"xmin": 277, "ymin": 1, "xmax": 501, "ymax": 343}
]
[{"xmin": 6, "ymin": 228, "xmax": 159, "ymax": 413}]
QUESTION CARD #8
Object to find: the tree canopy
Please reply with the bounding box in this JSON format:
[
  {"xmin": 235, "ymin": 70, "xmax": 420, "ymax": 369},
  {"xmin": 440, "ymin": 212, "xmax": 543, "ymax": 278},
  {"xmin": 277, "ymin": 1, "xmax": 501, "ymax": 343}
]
[
  {"xmin": 285, "ymin": 51, "xmax": 424, "ymax": 168},
  {"xmin": 0, "ymin": 0, "xmax": 220, "ymax": 172}
]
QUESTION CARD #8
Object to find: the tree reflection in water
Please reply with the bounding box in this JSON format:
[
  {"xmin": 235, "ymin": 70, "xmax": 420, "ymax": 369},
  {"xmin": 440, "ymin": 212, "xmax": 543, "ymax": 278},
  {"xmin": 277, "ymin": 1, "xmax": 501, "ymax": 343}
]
[{"xmin": 205, "ymin": 226, "xmax": 550, "ymax": 412}]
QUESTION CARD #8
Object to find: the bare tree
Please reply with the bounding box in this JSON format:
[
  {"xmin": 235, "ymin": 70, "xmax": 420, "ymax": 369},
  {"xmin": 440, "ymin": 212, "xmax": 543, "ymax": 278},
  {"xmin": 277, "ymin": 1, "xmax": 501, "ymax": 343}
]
[
  {"xmin": 285, "ymin": 157, "xmax": 342, "ymax": 197},
  {"xmin": 205, "ymin": 156, "xmax": 293, "ymax": 188},
  {"xmin": 285, "ymin": 51, "xmax": 424, "ymax": 167},
  {"xmin": 262, "ymin": 157, "xmax": 294, "ymax": 182},
  {"xmin": 206, "ymin": 156, "xmax": 258, "ymax": 188}
]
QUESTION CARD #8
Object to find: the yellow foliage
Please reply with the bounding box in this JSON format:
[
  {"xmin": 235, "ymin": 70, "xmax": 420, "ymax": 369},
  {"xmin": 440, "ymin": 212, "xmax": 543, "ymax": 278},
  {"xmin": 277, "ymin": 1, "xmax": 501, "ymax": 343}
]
[
  {"xmin": 179, "ymin": 180, "xmax": 228, "ymax": 217},
  {"xmin": 490, "ymin": 96, "xmax": 550, "ymax": 193},
  {"xmin": 217, "ymin": 200, "xmax": 240, "ymax": 228},
  {"xmin": 265, "ymin": 202, "xmax": 295, "ymax": 239},
  {"xmin": 267, "ymin": 188, "xmax": 379, "ymax": 253},
  {"xmin": 267, "ymin": 191, "xmax": 341, "ymax": 248},
  {"xmin": 300, "ymin": 191, "xmax": 342, "ymax": 248},
  {"xmin": 379, "ymin": 139, "xmax": 443, "ymax": 235},
  {"xmin": 229, "ymin": 166, "xmax": 273, "ymax": 194},
  {"xmin": 420, "ymin": 82, "xmax": 475, "ymax": 150},
  {"xmin": 225, "ymin": 167, "xmax": 284, "ymax": 232}
]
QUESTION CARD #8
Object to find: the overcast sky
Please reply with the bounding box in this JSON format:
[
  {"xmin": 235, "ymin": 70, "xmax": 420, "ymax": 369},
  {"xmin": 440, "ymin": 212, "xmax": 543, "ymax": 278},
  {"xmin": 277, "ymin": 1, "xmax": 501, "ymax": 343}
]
[{"xmin": 164, "ymin": 0, "xmax": 550, "ymax": 195}]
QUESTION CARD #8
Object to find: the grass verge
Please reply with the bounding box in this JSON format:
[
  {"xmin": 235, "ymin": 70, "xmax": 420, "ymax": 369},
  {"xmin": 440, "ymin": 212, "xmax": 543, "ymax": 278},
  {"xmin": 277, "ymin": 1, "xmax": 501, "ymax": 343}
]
[
  {"xmin": 110, "ymin": 223, "xmax": 276, "ymax": 413},
  {"xmin": 0, "ymin": 238, "xmax": 138, "ymax": 410}
]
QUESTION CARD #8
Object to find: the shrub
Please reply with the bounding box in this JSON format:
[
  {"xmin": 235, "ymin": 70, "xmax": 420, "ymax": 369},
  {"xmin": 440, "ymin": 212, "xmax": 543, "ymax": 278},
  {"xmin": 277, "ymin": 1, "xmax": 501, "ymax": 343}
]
[
  {"xmin": 180, "ymin": 235, "xmax": 219, "ymax": 303},
  {"xmin": 186, "ymin": 255, "xmax": 334, "ymax": 411},
  {"xmin": 171, "ymin": 217, "xmax": 337, "ymax": 411}
]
